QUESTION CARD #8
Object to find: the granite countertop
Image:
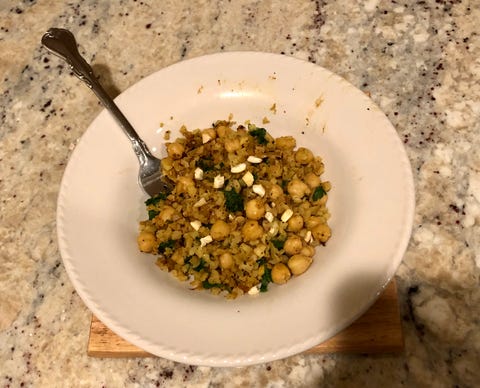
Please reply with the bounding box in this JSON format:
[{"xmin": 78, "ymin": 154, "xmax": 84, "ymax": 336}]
[{"xmin": 1, "ymin": 0, "xmax": 479, "ymax": 386}]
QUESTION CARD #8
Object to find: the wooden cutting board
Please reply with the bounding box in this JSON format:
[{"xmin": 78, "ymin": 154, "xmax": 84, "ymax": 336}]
[{"xmin": 87, "ymin": 280, "xmax": 403, "ymax": 357}]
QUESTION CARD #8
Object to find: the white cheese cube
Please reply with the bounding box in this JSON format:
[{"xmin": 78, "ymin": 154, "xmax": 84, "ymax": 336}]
[
  {"xmin": 247, "ymin": 156, "xmax": 263, "ymax": 164},
  {"xmin": 252, "ymin": 184, "xmax": 266, "ymax": 197},
  {"xmin": 281, "ymin": 208, "xmax": 293, "ymax": 222},
  {"xmin": 231, "ymin": 163, "xmax": 247, "ymax": 173},
  {"xmin": 194, "ymin": 167, "xmax": 204, "ymax": 180},
  {"xmin": 265, "ymin": 211, "xmax": 274, "ymax": 222},
  {"xmin": 213, "ymin": 175, "xmax": 225, "ymax": 189},
  {"xmin": 242, "ymin": 171, "xmax": 254, "ymax": 187},
  {"xmin": 200, "ymin": 235, "xmax": 213, "ymax": 247},
  {"xmin": 190, "ymin": 221, "xmax": 202, "ymax": 231}
]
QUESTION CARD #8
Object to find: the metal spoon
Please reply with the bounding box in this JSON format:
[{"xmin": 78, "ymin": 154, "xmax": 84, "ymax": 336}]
[{"xmin": 41, "ymin": 28, "xmax": 173, "ymax": 197}]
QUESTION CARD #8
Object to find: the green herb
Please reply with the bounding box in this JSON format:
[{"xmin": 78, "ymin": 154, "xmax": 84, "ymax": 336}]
[
  {"xmin": 256, "ymin": 258, "xmax": 266, "ymax": 266},
  {"xmin": 202, "ymin": 281, "xmax": 231, "ymax": 292},
  {"xmin": 184, "ymin": 256, "xmax": 193, "ymax": 264},
  {"xmin": 193, "ymin": 259, "xmax": 206, "ymax": 271},
  {"xmin": 202, "ymin": 280, "xmax": 222, "ymax": 289},
  {"xmin": 196, "ymin": 157, "xmax": 215, "ymax": 172},
  {"xmin": 144, "ymin": 193, "xmax": 167, "ymax": 206},
  {"xmin": 312, "ymin": 186, "xmax": 326, "ymax": 201},
  {"xmin": 281, "ymin": 180, "xmax": 288, "ymax": 189},
  {"xmin": 148, "ymin": 210, "xmax": 160, "ymax": 220},
  {"xmin": 248, "ymin": 127, "xmax": 268, "ymax": 145},
  {"xmin": 271, "ymin": 239, "xmax": 285, "ymax": 250},
  {"xmin": 260, "ymin": 266, "xmax": 272, "ymax": 292},
  {"xmin": 223, "ymin": 188, "xmax": 244, "ymax": 212},
  {"xmin": 157, "ymin": 239, "xmax": 176, "ymax": 253}
]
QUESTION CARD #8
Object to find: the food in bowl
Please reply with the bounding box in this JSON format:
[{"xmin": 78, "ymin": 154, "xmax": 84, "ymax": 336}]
[{"xmin": 137, "ymin": 120, "xmax": 331, "ymax": 298}]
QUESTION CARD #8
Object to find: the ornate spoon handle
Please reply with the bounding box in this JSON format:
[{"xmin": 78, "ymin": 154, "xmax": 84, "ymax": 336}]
[{"xmin": 41, "ymin": 28, "xmax": 154, "ymax": 165}]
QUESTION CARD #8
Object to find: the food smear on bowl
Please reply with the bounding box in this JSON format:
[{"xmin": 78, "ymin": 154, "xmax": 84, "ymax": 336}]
[{"xmin": 137, "ymin": 120, "xmax": 331, "ymax": 299}]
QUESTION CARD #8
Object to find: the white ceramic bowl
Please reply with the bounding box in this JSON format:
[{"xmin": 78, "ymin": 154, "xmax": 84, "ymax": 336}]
[{"xmin": 57, "ymin": 52, "xmax": 414, "ymax": 366}]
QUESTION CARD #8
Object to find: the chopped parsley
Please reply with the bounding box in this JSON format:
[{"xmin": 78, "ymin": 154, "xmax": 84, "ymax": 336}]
[
  {"xmin": 195, "ymin": 157, "xmax": 215, "ymax": 172},
  {"xmin": 157, "ymin": 239, "xmax": 176, "ymax": 253},
  {"xmin": 202, "ymin": 280, "xmax": 222, "ymax": 289},
  {"xmin": 256, "ymin": 257, "xmax": 266, "ymax": 266},
  {"xmin": 260, "ymin": 266, "xmax": 272, "ymax": 292},
  {"xmin": 144, "ymin": 193, "xmax": 167, "ymax": 206},
  {"xmin": 248, "ymin": 127, "xmax": 268, "ymax": 145},
  {"xmin": 202, "ymin": 281, "xmax": 232, "ymax": 292},
  {"xmin": 271, "ymin": 239, "xmax": 285, "ymax": 250},
  {"xmin": 312, "ymin": 186, "xmax": 326, "ymax": 201},
  {"xmin": 148, "ymin": 209, "xmax": 160, "ymax": 220},
  {"xmin": 193, "ymin": 258, "xmax": 207, "ymax": 271},
  {"xmin": 223, "ymin": 188, "xmax": 244, "ymax": 212}
]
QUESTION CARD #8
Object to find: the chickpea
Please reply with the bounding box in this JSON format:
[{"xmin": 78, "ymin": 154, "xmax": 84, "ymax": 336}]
[
  {"xmin": 216, "ymin": 125, "xmax": 230, "ymax": 138},
  {"xmin": 306, "ymin": 216, "xmax": 323, "ymax": 229},
  {"xmin": 137, "ymin": 232, "xmax": 156, "ymax": 253},
  {"xmin": 159, "ymin": 206, "xmax": 175, "ymax": 223},
  {"xmin": 271, "ymin": 263, "xmax": 291, "ymax": 284},
  {"xmin": 288, "ymin": 254, "xmax": 313, "ymax": 276},
  {"xmin": 161, "ymin": 157, "xmax": 174, "ymax": 171},
  {"xmin": 313, "ymin": 159, "xmax": 325, "ymax": 175},
  {"xmin": 245, "ymin": 198, "xmax": 265, "ymax": 220},
  {"xmin": 284, "ymin": 236, "xmax": 303, "ymax": 255},
  {"xmin": 219, "ymin": 252, "xmax": 234, "ymax": 269},
  {"xmin": 224, "ymin": 136, "xmax": 241, "ymax": 153},
  {"xmin": 267, "ymin": 162, "xmax": 283, "ymax": 177},
  {"xmin": 171, "ymin": 249, "xmax": 185, "ymax": 265},
  {"xmin": 269, "ymin": 183, "xmax": 284, "ymax": 200},
  {"xmin": 304, "ymin": 172, "xmax": 321, "ymax": 189},
  {"xmin": 202, "ymin": 127, "xmax": 217, "ymax": 140},
  {"xmin": 287, "ymin": 179, "xmax": 310, "ymax": 201},
  {"xmin": 294, "ymin": 147, "xmax": 314, "ymax": 164},
  {"xmin": 211, "ymin": 220, "xmax": 230, "ymax": 240},
  {"xmin": 287, "ymin": 214, "xmax": 304, "ymax": 232},
  {"xmin": 275, "ymin": 136, "xmax": 296, "ymax": 150},
  {"xmin": 312, "ymin": 224, "xmax": 332, "ymax": 243},
  {"xmin": 176, "ymin": 176, "xmax": 197, "ymax": 196},
  {"xmin": 167, "ymin": 142, "xmax": 185, "ymax": 160},
  {"xmin": 300, "ymin": 245, "xmax": 315, "ymax": 257},
  {"xmin": 242, "ymin": 220, "xmax": 264, "ymax": 241}
]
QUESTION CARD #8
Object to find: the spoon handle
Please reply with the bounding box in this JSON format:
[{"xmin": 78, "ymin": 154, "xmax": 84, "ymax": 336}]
[{"xmin": 41, "ymin": 28, "xmax": 154, "ymax": 164}]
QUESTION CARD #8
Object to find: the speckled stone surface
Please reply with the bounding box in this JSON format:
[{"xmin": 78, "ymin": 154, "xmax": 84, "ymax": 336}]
[{"xmin": 1, "ymin": 0, "xmax": 479, "ymax": 386}]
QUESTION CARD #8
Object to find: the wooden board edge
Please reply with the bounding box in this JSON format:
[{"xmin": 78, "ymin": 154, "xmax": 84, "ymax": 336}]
[{"xmin": 87, "ymin": 280, "xmax": 403, "ymax": 357}]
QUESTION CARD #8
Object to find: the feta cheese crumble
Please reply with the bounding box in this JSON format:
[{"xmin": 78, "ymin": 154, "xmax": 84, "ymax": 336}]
[
  {"xmin": 252, "ymin": 184, "xmax": 266, "ymax": 197},
  {"xmin": 231, "ymin": 163, "xmax": 247, "ymax": 173},
  {"xmin": 281, "ymin": 208, "xmax": 293, "ymax": 222}
]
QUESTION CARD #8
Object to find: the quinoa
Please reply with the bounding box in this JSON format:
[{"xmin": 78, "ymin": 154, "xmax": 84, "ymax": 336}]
[{"xmin": 137, "ymin": 120, "xmax": 331, "ymax": 298}]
